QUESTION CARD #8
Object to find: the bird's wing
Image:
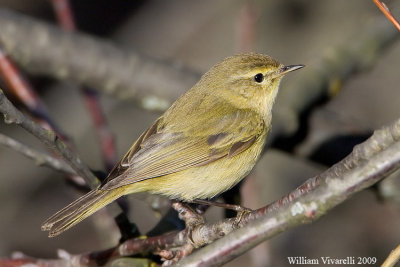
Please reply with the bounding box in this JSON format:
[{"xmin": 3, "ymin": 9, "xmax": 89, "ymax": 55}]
[{"xmin": 101, "ymin": 106, "xmax": 265, "ymax": 190}]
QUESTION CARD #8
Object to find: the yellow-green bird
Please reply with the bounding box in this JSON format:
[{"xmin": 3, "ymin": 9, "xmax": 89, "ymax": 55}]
[{"xmin": 42, "ymin": 53, "xmax": 303, "ymax": 237}]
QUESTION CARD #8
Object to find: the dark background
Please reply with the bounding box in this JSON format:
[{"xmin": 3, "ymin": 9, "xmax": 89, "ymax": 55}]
[{"xmin": 0, "ymin": 1, "xmax": 399, "ymax": 266}]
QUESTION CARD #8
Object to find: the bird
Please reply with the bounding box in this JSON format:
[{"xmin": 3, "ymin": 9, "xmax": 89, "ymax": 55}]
[{"xmin": 42, "ymin": 53, "xmax": 304, "ymax": 237}]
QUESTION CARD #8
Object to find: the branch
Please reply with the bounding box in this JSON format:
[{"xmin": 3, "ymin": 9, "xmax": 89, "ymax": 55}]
[
  {"xmin": 0, "ymin": 89, "xmax": 99, "ymax": 188},
  {"xmin": 0, "ymin": 45, "xmax": 68, "ymax": 139},
  {"xmin": 2, "ymin": 117, "xmax": 400, "ymax": 266},
  {"xmin": 0, "ymin": 230, "xmax": 186, "ymax": 267},
  {"xmin": 0, "ymin": 8, "xmax": 200, "ymax": 111},
  {"xmin": 0, "ymin": 252, "xmax": 69, "ymax": 267},
  {"xmin": 382, "ymin": 244, "xmax": 400, "ymax": 267},
  {"xmin": 50, "ymin": 0, "xmax": 76, "ymax": 31},
  {"xmin": 49, "ymin": 0, "xmax": 117, "ymax": 172},
  {"xmin": 0, "ymin": 6, "xmax": 399, "ymax": 266},
  {"xmin": 373, "ymin": 0, "xmax": 400, "ymax": 31},
  {"xmin": 0, "ymin": 132, "xmax": 75, "ymax": 175},
  {"xmin": 272, "ymin": 14, "xmax": 399, "ymax": 138},
  {"xmin": 175, "ymin": 118, "xmax": 400, "ymax": 266},
  {"xmin": 0, "ymin": 88, "xmax": 136, "ymax": 241},
  {"xmin": 0, "ymin": 7, "xmax": 397, "ymax": 122}
]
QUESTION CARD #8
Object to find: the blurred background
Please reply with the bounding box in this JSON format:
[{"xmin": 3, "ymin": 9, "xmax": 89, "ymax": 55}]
[{"xmin": 0, "ymin": 0, "xmax": 400, "ymax": 266}]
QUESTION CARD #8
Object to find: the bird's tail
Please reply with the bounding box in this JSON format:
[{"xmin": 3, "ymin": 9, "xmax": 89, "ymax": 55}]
[{"xmin": 41, "ymin": 189, "xmax": 122, "ymax": 237}]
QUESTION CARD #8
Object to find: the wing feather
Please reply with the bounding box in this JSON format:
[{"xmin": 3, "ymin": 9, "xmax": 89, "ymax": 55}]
[{"xmin": 102, "ymin": 103, "xmax": 265, "ymax": 190}]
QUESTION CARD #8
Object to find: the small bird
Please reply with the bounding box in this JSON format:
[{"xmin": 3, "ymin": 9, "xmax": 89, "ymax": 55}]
[{"xmin": 42, "ymin": 53, "xmax": 303, "ymax": 237}]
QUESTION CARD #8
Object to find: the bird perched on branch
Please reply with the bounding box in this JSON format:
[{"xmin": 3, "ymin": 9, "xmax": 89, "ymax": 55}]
[{"xmin": 42, "ymin": 53, "xmax": 304, "ymax": 237}]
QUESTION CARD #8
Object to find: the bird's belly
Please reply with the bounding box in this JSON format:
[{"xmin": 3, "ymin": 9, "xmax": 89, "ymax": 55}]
[{"xmin": 129, "ymin": 137, "xmax": 265, "ymax": 201}]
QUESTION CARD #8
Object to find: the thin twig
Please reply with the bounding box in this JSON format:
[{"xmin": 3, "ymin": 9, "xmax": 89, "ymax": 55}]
[
  {"xmin": 81, "ymin": 87, "xmax": 117, "ymax": 172},
  {"xmin": 0, "ymin": 230, "xmax": 185, "ymax": 267},
  {"xmin": 0, "ymin": 132, "xmax": 75, "ymax": 175},
  {"xmin": 373, "ymin": 0, "xmax": 400, "ymax": 31},
  {"xmin": 2, "ymin": 117, "xmax": 400, "ymax": 266},
  {"xmin": 0, "ymin": 87, "xmax": 132, "ymax": 244},
  {"xmin": 236, "ymin": 0, "xmax": 257, "ymax": 53},
  {"xmin": 50, "ymin": 0, "xmax": 76, "ymax": 31},
  {"xmin": 0, "ymin": 257, "xmax": 68, "ymax": 267},
  {"xmin": 382, "ymin": 244, "xmax": 400, "ymax": 267},
  {"xmin": 49, "ymin": 1, "xmax": 133, "ymax": 240},
  {"xmin": 0, "ymin": 37, "xmax": 87, "ymax": 188},
  {"xmin": 272, "ymin": 13, "xmax": 399, "ymax": 139},
  {"xmin": 0, "ymin": 7, "xmax": 397, "ymax": 120},
  {"xmin": 50, "ymin": 0, "xmax": 117, "ymax": 172},
  {"xmin": 0, "ymin": 6, "xmax": 399, "ymax": 266},
  {"xmin": 0, "ymin": 89, "xmax": 99, "ymax": 188},
  {"xmin": 0, "ymin": 8, "xmax": 200, "ymax": 111},
  {"xmin": 0, "ymin": 45, "xmax": 66, "ymax": 138}
]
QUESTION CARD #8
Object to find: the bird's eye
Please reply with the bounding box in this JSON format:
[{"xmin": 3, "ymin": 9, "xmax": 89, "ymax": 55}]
[{"xmin": 254, "ymin": 73, "xmax": 264, "ymax": 83}]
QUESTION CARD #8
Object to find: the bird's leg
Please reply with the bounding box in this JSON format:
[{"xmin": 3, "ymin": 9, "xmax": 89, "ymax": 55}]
[
  {"xmin": 192, "ymin": 199, "xmax": 253, "ymax": 226},
  {"xmin": 160, "ymin": 202, "xmax": 204, "ymax": 265},
  {"xmin": 191, "ymin": 199, "xmax": 252, "ymax": 212},
  {"xmin": 171, "ymin": 201, "xmax": 205, "ymax": 229},
  {"xmin": 171, "ymin": 201, "xmax": 204, "ymax": 246}
]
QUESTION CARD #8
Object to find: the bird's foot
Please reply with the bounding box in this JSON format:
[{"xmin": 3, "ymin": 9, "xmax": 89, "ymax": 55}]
[
  {"xmin": 234, "ymin": 206, "xmax": 252, "ymax": 227},
  {"xmin": 192, "ymin": 199, "xmax": 253, "ymax": 226},
  {"xmin": 159, "ymin": 202, "xmax": 205, "ymax": 265}
]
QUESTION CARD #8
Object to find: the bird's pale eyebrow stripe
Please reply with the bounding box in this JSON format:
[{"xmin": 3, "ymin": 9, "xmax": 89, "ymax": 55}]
[{"xmin": 231, "ymin": 67, "xmax": 275, "ymax": 80}]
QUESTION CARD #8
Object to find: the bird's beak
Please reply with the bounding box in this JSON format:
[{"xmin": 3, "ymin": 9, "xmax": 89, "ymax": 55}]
[{"xmin": 278, "ymin": 64, "xmax": 305, "ymax": 76}]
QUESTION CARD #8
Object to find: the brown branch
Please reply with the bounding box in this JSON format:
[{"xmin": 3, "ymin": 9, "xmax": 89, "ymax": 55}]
[
  {"xmin": 0, "ymin": 230, "xmax": 185, "ymax": 267},
  {"xmin": 236, "ymin": 0, "xmax": 258, "ymax": 53},
  {"xmin": 373, "ymin": 0, "xmax": 400, "ymax": 31},
  {"xmin": 50, "ymin": 0, "xmax": 117, "ymax": 171},
  {"xmin": 175, "ymin": 118, "xmax": 400, "ymax": 266},
  {"xmin": 0, "ymin": 28, "xmax": 91, "ymax": 188},
  {"xmin": 271, "ymin": 13, "xmax": 399, "ymax": 139},
  {"xmin": 2, "ymin": 117, "xmax": 400, "ymax": 266},
  {"xmin": 0, "ymin": 89, "xmax": 136, "ymax": 259},
  {"xmin": 0, "ymin": 5, "xmax": 399, "ymax": 266},
  {"xmin": 50, "ymin": 0, "xmax": 76, "ymax": 31},
  {"xmin": 0, "ymin": 132, "xmax": 75, "ymax": 175},
  {"xmin": 0, "ymin": 89, "xmax": 99, "ymax": 188},
  {"xmin": 81, "ymin": 87, "xmax": 118, "ymax": 171},
  {"xmin": 0, "ymin": 46, "xmax": 41, "ymax": 113},
  {"xmin": 0, "ymin": 252, "xmax": 69, "ymax": 267},
  {"xmin": 0, "ymin": 6, "xmax": 396, "ymax": 121},
  {"xmin": 0, "ymin": 8, "xmax": 200, "ymax": 111},
  {"xmin": 0, "ymin": 45, "xmax": 68, "ymax": 139}
]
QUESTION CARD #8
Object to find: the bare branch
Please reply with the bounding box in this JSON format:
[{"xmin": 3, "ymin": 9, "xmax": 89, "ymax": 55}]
[
  {"xmin": 382, "ymin": 244, "xmax": 400, "ymax": 267},
  {"xmin": 272, "ymin": 15, "xmax": 399, "ymax": 138},
  {"xmin": 0, "ymin": 230, "xmax": 186, "ymax": 267},
  {"xmin": 0, "ymin": 7, "xmax": 397, "ymax": 121},
  {"xmin": 50, "ymin": 0, "xmax": 76, "ymax": 31},
  {"xmin": 0, "ymin": 89, "xmax": 99, "ymax": 188},
  {"xmin": 2, "ymin": 116, "xmax": 400, "ymax": 266},
  {"xmin": 0, "ymin": 6, "xmax": 399, "ymax": 266},
  {"xmin": 0, "ymin": 132, "xmax": 75, "ymax": 175},
  {"xmin": 0, "ymin": 45, "xmax": 65, "ymax": 136},
  {"xmin": 373, "ymin": 0, "xmax": 400, "ymax": 31},
  {"xmin": 0, "ymin": 252, "xmax": 69, "ymax": 267},
  {"xmin": 175, "ymin": 118, "xmax": 400, "ymax": 266},
  {"xmin": 49, "ymin": 0, "xmax": 118, "ymax": 172},
  {"xmin": 0, "ymin": 8, "xmax": 200, "ymax": 111}
]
